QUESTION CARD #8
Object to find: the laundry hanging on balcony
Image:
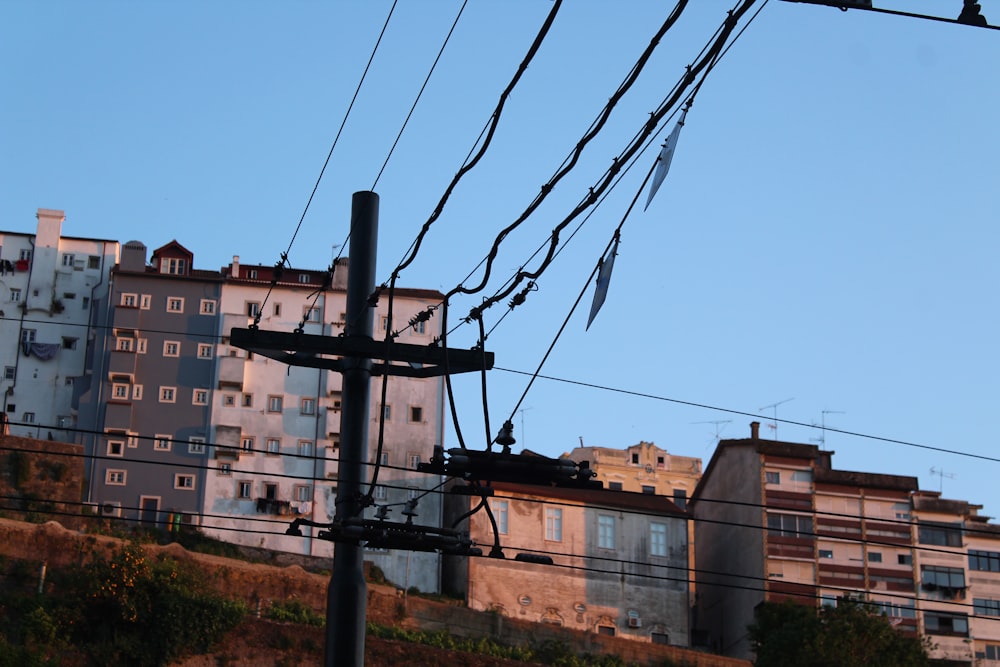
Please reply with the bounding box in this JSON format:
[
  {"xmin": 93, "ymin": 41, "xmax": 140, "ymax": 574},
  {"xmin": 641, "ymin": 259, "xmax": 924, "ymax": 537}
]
[{"xmin": 22, "ymin": 342, "xmax": 60, "ymax": 360}]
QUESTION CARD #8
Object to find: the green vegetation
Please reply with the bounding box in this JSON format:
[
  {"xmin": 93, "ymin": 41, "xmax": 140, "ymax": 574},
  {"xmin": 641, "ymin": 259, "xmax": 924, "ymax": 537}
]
[
  {"xmin": 748, "ymin": 599, "xmax": 932, "ymax": 667},
  {"xmin": 265, "ymin": 598, "xmax": 324, "ymax": 627},
  {"xmin": 0, "ymin": 543, "xmax": 248, "ymax": 667}
]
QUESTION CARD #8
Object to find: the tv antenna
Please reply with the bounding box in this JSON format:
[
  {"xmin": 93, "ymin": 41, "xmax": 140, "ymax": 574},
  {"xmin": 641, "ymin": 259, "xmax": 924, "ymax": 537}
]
[
  {"xmin": 759, "ymin": 398, "xmax": 794, "ymax": 440},
  {"xmin": 929, "ymin": 467, "xmax": 956, "ymax": 494},
  {"xmin": 692, "ymin": 419, "xmax": 732, "ymax": 443},
  {"xmin": 518, "ymin": 407, "xmax": 533, "ymax": 450},
  {"xmin": 810, "ymin": 410, "xmax": 845, "ymax": 447}
]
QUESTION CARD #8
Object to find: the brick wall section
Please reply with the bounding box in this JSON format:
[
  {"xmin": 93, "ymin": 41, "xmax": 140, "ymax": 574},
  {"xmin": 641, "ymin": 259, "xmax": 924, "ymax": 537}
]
[
  {"xmin": 0, "ymin": 518, "xmax": 748, "ymax": 667},
  {"xmin": 0, "ymin": 435, "xmax": 86, "ymax": 530}
]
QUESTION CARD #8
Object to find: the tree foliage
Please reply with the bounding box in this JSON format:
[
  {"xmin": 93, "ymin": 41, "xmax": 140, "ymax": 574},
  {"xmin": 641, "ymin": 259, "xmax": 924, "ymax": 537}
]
[{"xmin": 748, "ymin": 599, "xmax": 932, "ymax": 667}]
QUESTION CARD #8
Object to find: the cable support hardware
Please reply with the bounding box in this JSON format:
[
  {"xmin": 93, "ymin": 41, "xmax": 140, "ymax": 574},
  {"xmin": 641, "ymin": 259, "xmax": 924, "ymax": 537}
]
[
  {"xmin": 285, "ymin": 516, "xmax": 480, "ymax": 556},
  {"xmin": 418, "ymin": 442, "xmax": 600, "ymax": 491},
  {"xmin": 229, "ymin": 327, "xmax": 492, "ymax": 378}
]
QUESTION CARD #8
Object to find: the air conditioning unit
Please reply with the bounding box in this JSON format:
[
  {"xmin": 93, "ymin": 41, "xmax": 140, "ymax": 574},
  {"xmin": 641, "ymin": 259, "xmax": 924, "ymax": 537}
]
[
  {"xmin": 628, "ymin": 617, "xmax": 642, "ymax": 629},
  {"xmin": 99, "ymin": 501, "xmax": 122, "ymax": 518}
]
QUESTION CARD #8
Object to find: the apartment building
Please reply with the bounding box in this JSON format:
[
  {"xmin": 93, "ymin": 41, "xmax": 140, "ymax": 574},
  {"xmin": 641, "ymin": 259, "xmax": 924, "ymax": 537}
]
[
  {"xmin": 443, "ymin": 481, "xmax": 691, "ymax": 646},
  {"xmin": 565, "ymin": 441, "xmax": 701, "ymax": 508},
  {"xmin": 0, "ymin": 209, "xmax": 118, "ymax": 440},
  {"xmin": 77, "ymin": 240, "xmax": 223, "ymax": 523},
  {"xmin": 692, "ymin": 421, "xmax": 1000, "ymax": 665}
]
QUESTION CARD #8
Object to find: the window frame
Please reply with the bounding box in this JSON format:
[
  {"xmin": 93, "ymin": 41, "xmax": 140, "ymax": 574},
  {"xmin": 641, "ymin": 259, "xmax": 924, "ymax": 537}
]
[
  {"xmin": 166, "ymin": 296, "xmax": 185, "ymax": 313},
  {"xmin": 267, "ymin": 395, "xmax": 283, "ymax": 413},
  {"xmin": 650, "ymin": 522, "xmax": 668, "ymax": 557},
  {"xmin": 545, "ymin": 507, "xmax": 563, "ymax": 542},
  {"xmin": 199, "ymin": 299, "xmax": 217, "ymax": 315},
  {"xmin": 105, "ymin": 469, "xmax": 127, "ymax": 485},
  {"xmin": 598, "ymin": 514, "xmax": 616, "ymax": 550},
  {"xmin": 174, "ymin": 474, "xmax": 195, "ymax": 490},
  {"xmin": 159, "ymin": 386, "xmax": 176, "ymax": 403}
]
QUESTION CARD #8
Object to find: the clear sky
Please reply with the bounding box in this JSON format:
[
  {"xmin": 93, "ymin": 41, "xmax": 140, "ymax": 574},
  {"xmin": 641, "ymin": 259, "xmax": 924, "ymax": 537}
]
[{"xmin": 2, "ymin": 2, "xmax": 998, "ymax": 514}]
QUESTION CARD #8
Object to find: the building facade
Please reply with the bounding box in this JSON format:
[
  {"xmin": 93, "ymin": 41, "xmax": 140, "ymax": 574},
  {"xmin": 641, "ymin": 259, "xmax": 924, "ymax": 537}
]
[
  {"xmin": 0, "ymin": 209, "xmax": 118, "ymax": 441},
  {"xmin": 444, "ymin": 482, "xmax": 690, "ymax": 646},
  {"xmin": 692, "ymin": 421, "xmax": 1000, "ymax": 665}
]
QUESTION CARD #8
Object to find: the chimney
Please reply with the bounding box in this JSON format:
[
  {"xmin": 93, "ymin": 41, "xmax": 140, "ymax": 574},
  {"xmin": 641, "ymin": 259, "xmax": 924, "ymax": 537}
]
[
  {"xmin": 231, "ymin": 255, "xmax": 240, "ymax": 278},
  {"xmin": 750, "ymin": 421, "xmax": 760, "ymax": 440}
]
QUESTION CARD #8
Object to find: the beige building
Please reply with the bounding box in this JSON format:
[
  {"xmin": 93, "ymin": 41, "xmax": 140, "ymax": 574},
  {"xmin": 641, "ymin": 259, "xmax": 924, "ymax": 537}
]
[
  {"xmin": 692, "ymin": 421, "xmax": 1000, "ymax": 665},
  {"xmin": 443, "ymin": 481, "xmax": 690, "ymax": 646},
  {"xmin": 565, "ymin": 441, "xmax": 701, "ymax": 508}
]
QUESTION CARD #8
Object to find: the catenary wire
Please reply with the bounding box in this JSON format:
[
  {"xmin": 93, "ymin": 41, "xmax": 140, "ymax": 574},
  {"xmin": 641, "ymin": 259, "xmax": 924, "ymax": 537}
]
[{"xmin": 369, "ymin": 0, "xmax": 469, "ymax": 191}]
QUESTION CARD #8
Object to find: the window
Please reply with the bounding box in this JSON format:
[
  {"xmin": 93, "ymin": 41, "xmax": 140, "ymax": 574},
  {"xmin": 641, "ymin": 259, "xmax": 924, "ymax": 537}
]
[
  {"xmin": 112, "ymin": 383, "xmax": 130, "ymax": 400},
  {"xmin": 88, "ymin": 255, "xmax": 100, "ymax": 269},
  {"xmin": 154, "ymin": 435, "xmax": 171, "ymax": 451},
  {"xmin": 106, "ymin": 469, "xmax": 126, "ymax": 485},
  {"xmin": 329, "ymin": 391, "xmax": 342, "ymax": 411},
  {"xmin": 651, "ymin": 633, "xmax": 669, "ymax": 645},
  {"xmin": 107, "ymin": 440, "xmax": 124, "ymax": 457},
  {"xmin": 197, "ymin": 343, "xmax": 213, "ymax": 359},
  {"xmin": 266, "ymin": 438, "xmax": 280, "ymax": 455},
  {"xmin": 380, "ymin": 404, "xmax": 391, "ymax": 420},
  {"xmin": 9, "ymin": 288, "xmax": 21, "ymax": 302},
  {"xmin": 765, "ymin": 471, "xmax": 781, "ymax": 484},
  {"xmin": 868, "ymin": 551, "xmax": 883, "ymax": 563},
  {"xmin": 819, "ymin": 549, "xmax": 834, "ymax": 559},
  {"xmin": 61, "ymin": 336, "xmax": 77, "ymax": 349},
  {"xmin": 223, "ymin": 394, "xmax": 236, "ymax": 407},
  {"xmin": 898, "ymin": 554, "xmax": 912, "ymax": 565},
  {"xmin": 491, "ymin": 500, "xmax": 509, "ymax": 534},
  {"xmin": 301, "ymin": 398, "xmax": 316, "ymax": 415},
  {"xmin": 237, "ymin": 481, "xmax": 252, "ymax": 499},
  {"xmin": 116, "ymin": 337, "xmax": 134, "ymax": 352},
  {"xmin": 159, "ymin": 386, "xmax": 176, "ymax": 403},
  {"xmin": 918, "ymin": 521, "xmax": 962, "ymax": 547},
  {"xmin": 188, "ymin": 437, "xmax": 206, "ymax": 454},
  {"xmin": 631, "ymin": 453, "xmax": 639, "ymax": 464},
  {"xmin": 199, "ymin": 299, "xmax": 216, "ymax": 315},
  {"xmin": 247, "ymin": 269, "xmax": 258, "ymax": 280},
  {"xmin": 413, "ymin": 320, "xmax": 426, "ymax": 334},
  {"xmin": 673, "ymin": 489, "xmax": 688, "ymax": 509},
  {"xmin": 924, "ymin": 612, "xmax": 968, "ymax": 637},
  {"xmin": 545, "ymin": 508, "xmax": 563, "ymax": 542},
  {"xmin": 302, "ymin": 306, "xmax": 320, "ymax": 322},
  {"xmin": 139, "ymin": 294, "xmax": 151, "ymax": 310},
  {"xmin": 218, "ymin": 463, "xmax": 232, "ymax": 476},
  {"xmin": 380, "ymin": 315, "xmax": 390, "ymax": 331},
  {"xmin": 598, "ymin": 515, "xmax": 615, "ymax": 549},
  {"xmin": 791, "ymin": 470, "xmax": 813, "ymax": 482},
  {"xmin": 970, "ymin": 550, "xmax": 1000, "ymax": 572},
  {"xmin": 241, "ymin": 437, "xmax": 255, "ymax": 454},
  {"xmin": 246, "ymin": 301, "xmax": 260, "ymax": 317},
  {"xmin": 767, "ymin": 513, "xmax": 813, "ymax": 538},
  {"xmin": 921, "ymin": 565, "xmax": 966, "ymax": 597},
  {"xmin": 18, "ymin": 249, "xmax": 31, "ymax": 261},
  {"xmin": 166, "ymin": 297, "xmax": 184, "ymax": 313},
  {"xmin": 295, "ymin": 485, "xmax": 312, "ymax": 502},
  {"xmin": 3, "ymin": 366, "xmax": 14, "ymax": 380},
  {"xmin": 641, "ymin": 485, "xmax": 655, "ymax": 495},
  {"xmin": 408, "ymin": 453, "xmax": 421, "ymax": 470},
  {"xmin": 297, "ymin": 440, "xmax": 313, "ymax": 457},
  {"xmin": 20, "ymin": 329, "xmax": 36, "ymax": 344},
  {"xmin": 409, "ymin": 406, "xmax": 423, "ymax": 423},
  {"xmin": 983, "ymin": 645, "xmax": 1000, "ymax": 662},
  {"xmin": 61, "ymin": 253, "xmax": 75, "ymax": 267},
  {"xmin": 136, "ymin": 338, "xmax": 147, "ymax": 354},
  {"xmin": 120, "ymin": 292, "xmax": 138, "ymax": 307},
  {"xmin": 193, "ymin": 389, "xmax": 208, "ymax": 405},
  {"xmin": 174, "ymin": 474, "xmax": 195, "ymax": 490},
  {"xmin": 163, "ymin": 257, "xmax": 186, "ymax": 274},
  {"xmin": 267, "ymin": 395, "xmax": 283, "ymax": 412},
  {"xmin": 650, "ymin": 522, "xmax": 667, "ymax": 557},
  {"xmin": 22, "ymin": 411, "xmax": 34, "ymax": 424},
  {"xmin": 379, "ymin": 451, "xmax": 390, "ymax": 466},
  {"xmin": 975, "ymin": 599, "xmax": 1000, "ymax": 617},
  {"xmin": 871, "ymin": 600, "xmax": 916, "ymax": 619},
  {"xmin": 163, "ymin": 340, "xmax": 180, "ymax": 357},
  {"xmin": 242, "ymin": 393, "xmax": 253, "ymax": 407},
  {"xmin": 374, "ymin": 485, "xmax": 387, "ymax": 501},
  {"xmin": 608, "ymin": 481, "xmax": 623, "ymax": 491}
]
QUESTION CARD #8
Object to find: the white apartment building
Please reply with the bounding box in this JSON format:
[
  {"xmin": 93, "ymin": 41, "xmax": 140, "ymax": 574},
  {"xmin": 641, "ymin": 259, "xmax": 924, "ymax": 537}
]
[{"xmin": 0, "ymin": 209, "xmax": 118, "ymax": 440}]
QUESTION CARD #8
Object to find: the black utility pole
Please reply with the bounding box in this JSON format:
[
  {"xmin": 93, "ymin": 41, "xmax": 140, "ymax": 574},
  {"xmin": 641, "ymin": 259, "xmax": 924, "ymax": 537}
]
[{"xmin": 327, "ymin": 190, "xmax": 378, "ymax": 667}]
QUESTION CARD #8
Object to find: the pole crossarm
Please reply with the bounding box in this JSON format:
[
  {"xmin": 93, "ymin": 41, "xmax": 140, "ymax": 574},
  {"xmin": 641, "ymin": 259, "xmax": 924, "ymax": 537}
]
[
  {"xmin": 286, "ymin": 516, "xmax": 482, "ymax": 556},
  {"xmin": 229, "ymin": 328, "xmax": 493, "ymax": 378},
  {"xmin": 419, "ymin": 446, "xmax": 603, "ymax": 489}
]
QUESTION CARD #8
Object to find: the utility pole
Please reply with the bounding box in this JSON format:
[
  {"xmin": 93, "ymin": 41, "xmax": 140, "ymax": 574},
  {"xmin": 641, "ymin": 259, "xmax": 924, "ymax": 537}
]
[{"xmin": 327, "ymin": 190, "xmax": 378, "ymax": 667}]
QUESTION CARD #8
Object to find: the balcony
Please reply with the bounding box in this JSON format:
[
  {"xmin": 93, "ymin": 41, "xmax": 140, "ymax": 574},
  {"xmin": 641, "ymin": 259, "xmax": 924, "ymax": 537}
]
[
  {"xmin": 218, "ymin": 354, "xmax": 245, "ymax": 390},
  {"xmin": 255, "ymin": 498, "xmax": 292, "ymax": 515}
]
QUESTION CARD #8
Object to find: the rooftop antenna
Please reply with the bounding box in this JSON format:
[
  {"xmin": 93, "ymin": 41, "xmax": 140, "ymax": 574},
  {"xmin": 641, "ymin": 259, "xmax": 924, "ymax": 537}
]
[
  {"xmin": 810, "ymin": 410, "xmax": 845, "ymax": 447},
  {"xmin": 929, "ymin": 467, "xmax": 956, "ymax": 494},
  {"xmin": 759, "ymin": 398, "xmax": 794, "ymax": 440},
  {"xmin": 518, "ymin": 406, "xmax": 533, "ymax": 450},
  {"xmin": 692, "ymin": 419, "xmax": 732, "ymax": 443}
]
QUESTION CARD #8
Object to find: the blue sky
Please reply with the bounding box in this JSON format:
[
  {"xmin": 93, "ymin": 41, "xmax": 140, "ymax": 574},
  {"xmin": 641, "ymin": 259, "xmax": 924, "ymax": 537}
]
[{"xmin": 2, "ymin": 2, "xmax": 998, "ymax": 514}]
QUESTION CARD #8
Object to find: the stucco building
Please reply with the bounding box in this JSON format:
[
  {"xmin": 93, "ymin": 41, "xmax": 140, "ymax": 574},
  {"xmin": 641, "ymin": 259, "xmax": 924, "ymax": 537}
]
[
  {"xmin": 692, "ymin": 421, "xmax": 1000, "ymax": 666},
  {"xmin": 0, "ymin": 208, "xmax": 118, "ymax": 441},
  {"xmin": 444, "ymin": 481, "xmax": 691, "ymax": 646}
]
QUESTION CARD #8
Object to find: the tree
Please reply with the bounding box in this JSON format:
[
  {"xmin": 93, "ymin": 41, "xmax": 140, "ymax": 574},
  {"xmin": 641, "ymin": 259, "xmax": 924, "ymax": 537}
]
[{"xmin": 748, "ymin": 599, "xmax": 932, "ymax": 667}]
